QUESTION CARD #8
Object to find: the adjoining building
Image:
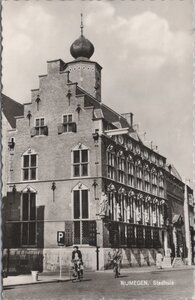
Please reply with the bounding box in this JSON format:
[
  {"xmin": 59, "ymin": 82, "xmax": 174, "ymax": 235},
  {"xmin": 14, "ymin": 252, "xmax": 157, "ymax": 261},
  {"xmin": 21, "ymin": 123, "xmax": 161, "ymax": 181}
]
[
  {"xmin": 2, "ymin": 24, "xmax": 194, "ymax": 272},
  {"xmin": 165, "ymin": 165, "xmax": 194, "ymax": 266}
]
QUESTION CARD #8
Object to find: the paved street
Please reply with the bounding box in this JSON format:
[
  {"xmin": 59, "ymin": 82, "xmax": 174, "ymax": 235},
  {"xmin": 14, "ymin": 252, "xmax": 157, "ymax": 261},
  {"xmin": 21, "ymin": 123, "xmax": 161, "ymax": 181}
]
[{"xmin": 3, "ymin": 269, "xmax": 195, "ymax": 300}]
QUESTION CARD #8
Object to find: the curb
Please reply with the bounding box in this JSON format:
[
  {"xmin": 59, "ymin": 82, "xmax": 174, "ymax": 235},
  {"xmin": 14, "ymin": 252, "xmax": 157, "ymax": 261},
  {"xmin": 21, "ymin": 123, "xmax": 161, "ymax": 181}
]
[{"xmin": 96, "ymin": 267, "xmax": 195, "ymax": 274}]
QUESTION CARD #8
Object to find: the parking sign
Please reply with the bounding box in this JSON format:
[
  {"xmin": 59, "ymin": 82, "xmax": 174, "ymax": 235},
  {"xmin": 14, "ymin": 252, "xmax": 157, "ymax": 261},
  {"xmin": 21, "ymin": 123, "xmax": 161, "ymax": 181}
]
[{"xmin": 57, "ymin": 231, "xmax": 65, "ymax": 246}]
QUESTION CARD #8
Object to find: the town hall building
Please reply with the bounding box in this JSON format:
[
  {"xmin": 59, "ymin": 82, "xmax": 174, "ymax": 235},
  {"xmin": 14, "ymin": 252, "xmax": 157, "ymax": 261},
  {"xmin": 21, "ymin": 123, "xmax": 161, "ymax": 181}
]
[{"xmin": 3, "ymin": 21, "xmax": 193, "ymax": 272}]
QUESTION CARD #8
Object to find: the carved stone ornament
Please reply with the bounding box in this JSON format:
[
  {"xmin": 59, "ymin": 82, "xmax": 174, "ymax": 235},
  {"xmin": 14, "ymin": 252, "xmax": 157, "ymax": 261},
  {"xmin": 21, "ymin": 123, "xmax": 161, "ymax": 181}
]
[
  {"xmin": 118, "ymin": 150, "xmax": 123, "ymax": 157},
  {"xmin": 99, "ymin": 192, "xmax": 109, "ymax": 217},
  {"xmin": 107, "ymin": 144, "xmax": 114, "ymax": 151},
  {"xmin": 118, "ymin": 187, "xmax": 126, "ymax": 195},
  {"xmin": 136, "ymin": 159, "xmax": 142, "ymax": 166},
  {"xmin": 107, "ymin": 183, "xmax": 116, "ymax": 192},
  {"xmin": 153, "ymin": 198, "xmax": 158, "ymax": 204},
  {"xmin": 137, "ymin": 193, "xmax": 143, "ymax": 200},
  {"xmin": 151, "ymin": 167, "xmax": 157, "ymax": 174},
  {"xmin": 144, "ymin": 163, "xmax": 149, "ymax": 170}
]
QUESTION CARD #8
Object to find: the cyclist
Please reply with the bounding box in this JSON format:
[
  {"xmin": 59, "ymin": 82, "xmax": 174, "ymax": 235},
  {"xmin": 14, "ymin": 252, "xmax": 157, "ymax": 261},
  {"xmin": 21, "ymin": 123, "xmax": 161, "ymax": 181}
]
[
  {"xmin": 71, "ymin": 246, "xmax": 83, "ymax": 278},
  {"xmin": 112, "ymin": 248, "xmax": 122, "ymax": 276}
]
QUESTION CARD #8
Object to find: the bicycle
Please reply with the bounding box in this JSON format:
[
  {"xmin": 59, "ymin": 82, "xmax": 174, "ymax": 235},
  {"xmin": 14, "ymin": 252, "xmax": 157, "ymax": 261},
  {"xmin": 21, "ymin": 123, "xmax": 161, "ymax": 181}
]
[
  {"xmin": 69, "ymin": 259, "xmax": 83, "ymax": 282},
  {"xmin": 112, "ymin": 259, "xmax": 120, "ymax": 278}
]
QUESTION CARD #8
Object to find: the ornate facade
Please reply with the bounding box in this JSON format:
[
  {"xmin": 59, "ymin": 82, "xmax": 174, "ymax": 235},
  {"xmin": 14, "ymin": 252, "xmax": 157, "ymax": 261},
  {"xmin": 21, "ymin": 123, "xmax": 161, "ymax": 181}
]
[{"xmin": 3, "ymin": 22, "xmax": 193, "ymax": 272}]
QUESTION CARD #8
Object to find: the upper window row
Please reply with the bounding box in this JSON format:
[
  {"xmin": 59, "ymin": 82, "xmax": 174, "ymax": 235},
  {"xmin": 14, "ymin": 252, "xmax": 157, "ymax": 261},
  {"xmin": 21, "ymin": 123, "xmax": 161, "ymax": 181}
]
[
  {"xmin": 31, "ymin": 114, "xmax": 76, "ymax": 137},
  {"xmin": 22, "ymin": 145, "xmax": 89, "ymax": 181},
  {"xmin": 107, "ymin": 142, "xmax": 164, "ymax": 167}
]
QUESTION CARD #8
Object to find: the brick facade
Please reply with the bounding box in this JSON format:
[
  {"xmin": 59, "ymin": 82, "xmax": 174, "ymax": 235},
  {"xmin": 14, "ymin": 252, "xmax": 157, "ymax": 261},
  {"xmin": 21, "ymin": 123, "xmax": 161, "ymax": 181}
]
[{"xmin": 3, "ymin": 32, "xmax": 193, "ymax": 273}]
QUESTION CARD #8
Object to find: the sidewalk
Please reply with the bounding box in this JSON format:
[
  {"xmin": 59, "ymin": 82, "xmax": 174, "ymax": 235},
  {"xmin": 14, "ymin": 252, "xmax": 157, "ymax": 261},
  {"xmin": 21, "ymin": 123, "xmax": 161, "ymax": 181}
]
[
  {"xmin": 97, "ymin": 265, "xmax": 195, "ymax": 273},
  {"xmin": 3, "ymin": 273, "xmax": 70, "ymax": 288},
  {"xmin": 3, "ymin": 265, "xmax": 195, "ymax": 288}
]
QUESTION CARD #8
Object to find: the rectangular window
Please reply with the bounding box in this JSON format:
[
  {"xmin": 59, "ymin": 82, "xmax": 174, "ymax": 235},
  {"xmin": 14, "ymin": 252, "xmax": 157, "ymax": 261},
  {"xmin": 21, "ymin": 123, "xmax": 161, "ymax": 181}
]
[
  {"xmin": 35, "ymin": 118, "xmax": 45, "ymax": 135},
  {"xmin": 73, "ymin": 189, "xmax": 90, "ymax": 245},
  {"xmin": 117, "ymin": 157, "xmax": 125, "ymax": 183},
  {"xmin": 73, "ymin": 191, "xmax": 80, "ymax": 219},
  {"xmin": 127, "ymin": 162, "xmax": 134, "ymax": 175},
  {"xmin": 63, "ymin": 114, "xmax": 73, "ymax": 132},
  {"xmin": 151, "ymin": 174, "xmax": 157, "ymax": 185},
  {"xmin": 82, "ymin": 190, "xmax": 88, "ymax": 219},
  {"xmin": 107, "ymin": 152, "xmax": 115, "ymax": 180},
  {"xmin": 145, "ymin": 182, "xmax": 150, "ymax": 193},
  {"xmin": 73, "ymin": 149, "xmax": 89, "ymax": 177},
  {"xmin": 21, "ymin": 192, "xmax": 36, "ymax": 245},
  {"xmin": 137, "ymin": 179, "xmax": 142, "ymax": 190},
  {"xmin": 152, "ymin": 185, "xmax": 158, "ymax": 195},
  {"xmin": 144, "ymin": 171, "xmax": 150, "ymax": 182},
  {"xmin": 127, "ymin": 162, "xmax": 134, "ymax": 187},
  {"xmin": 136, "ymin": 167, "xmax": 142, "ymax": 179},
  {"xmin": 159, "ymin": 188, "xmax": 164, "ymax": 197},
  {"xmin": 73, "ymin": 189, "xmax": 89, "ymax": 220},
  {"xmin": 22, "ymin": 154, "xmax": 37, "ymax": 181},
  {"xmin": 128, "ymin": 175, "xmax": 134, "ymax": 187},
  {"xmin": 118, "ymin": 170, "xmax": 125, "ymax": 184},
  {"xmin": 159, "ymin": 178, "xmax": 164, "ymax": 188}
]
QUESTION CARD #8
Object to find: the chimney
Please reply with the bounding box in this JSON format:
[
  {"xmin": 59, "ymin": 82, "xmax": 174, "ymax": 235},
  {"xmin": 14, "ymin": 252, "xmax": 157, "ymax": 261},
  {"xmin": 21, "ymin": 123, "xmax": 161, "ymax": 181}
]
[
  {"xmin": 121, "ymin": 112, "xmax": 134, "ymax": 127},
  {"xmin": 130, "ymin": 113, "xmax": 133, "ymax": 127}
]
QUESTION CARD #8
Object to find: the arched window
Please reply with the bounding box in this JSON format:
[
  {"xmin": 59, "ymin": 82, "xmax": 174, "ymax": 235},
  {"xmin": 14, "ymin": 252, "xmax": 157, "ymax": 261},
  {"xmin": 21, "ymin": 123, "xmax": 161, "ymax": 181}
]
[
  {"xmin": 21, "ymin": 186, "xmax": 37, "ymax": 246},
  {"xmin": 127, "ymin": 155, "xmax": 134, "ymax": 187},
  {"xmin": 72, "ymin": 182, "xmax": 90, "ymax": 245},
  {"xmin": 136, "ymin": 159, "xmax": 143, "ymax": 190},
  {"xmin": 22, "ymin": 148, "xmax": 38, "ymax": 181},
  {"xmin": 106, "ymin": 145, "xmax": 116, "ymax": 180},
  {"xmin": 144, "ymin": 163, "xmax": 150, "ymax": 193},
  {"xmin": 72, "ymin": 143, "xmax": 89, "ymax": 177},
  {"xmin": 151, "ymin": 167, "xmax": 158, "ymax": 195},
  {"xmin": 117, "ymin": 150, "xmax": 125, "ymax": 184}
]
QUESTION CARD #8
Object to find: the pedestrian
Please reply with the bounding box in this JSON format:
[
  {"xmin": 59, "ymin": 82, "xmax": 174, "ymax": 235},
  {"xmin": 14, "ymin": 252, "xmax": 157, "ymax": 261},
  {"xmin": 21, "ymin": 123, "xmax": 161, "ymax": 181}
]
[{"xmin": 112, "ymin": 248, "xmax": 123, "ymax": 275}]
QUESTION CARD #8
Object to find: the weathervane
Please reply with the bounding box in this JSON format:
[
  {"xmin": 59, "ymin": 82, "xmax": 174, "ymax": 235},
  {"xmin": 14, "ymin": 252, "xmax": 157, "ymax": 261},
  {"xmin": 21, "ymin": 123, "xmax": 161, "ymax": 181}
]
[{"xmin": 80, "ymin": 13, "xmax": 84, "ymax": 36}]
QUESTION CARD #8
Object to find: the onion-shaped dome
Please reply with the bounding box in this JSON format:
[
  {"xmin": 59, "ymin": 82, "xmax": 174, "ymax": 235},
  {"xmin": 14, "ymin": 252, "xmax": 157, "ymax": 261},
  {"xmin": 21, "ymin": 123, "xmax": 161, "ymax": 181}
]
[{"xmin": 70, "ymin": 35, "xmax": 94, "ymax": 59}]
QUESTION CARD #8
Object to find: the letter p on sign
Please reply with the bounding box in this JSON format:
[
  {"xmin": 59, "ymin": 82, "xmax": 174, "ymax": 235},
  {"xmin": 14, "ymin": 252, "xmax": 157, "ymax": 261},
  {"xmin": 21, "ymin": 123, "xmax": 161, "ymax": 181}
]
[{"xmin": 57, "ymin": 231, "xmax": 65, "ymax": 246}]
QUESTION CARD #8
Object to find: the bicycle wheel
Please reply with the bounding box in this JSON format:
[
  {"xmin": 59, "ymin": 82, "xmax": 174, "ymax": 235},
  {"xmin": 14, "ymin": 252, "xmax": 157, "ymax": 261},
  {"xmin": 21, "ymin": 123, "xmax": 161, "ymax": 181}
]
[{"xmin": 114, "ymin": 266, "xmax": 119, "ymax": 278}]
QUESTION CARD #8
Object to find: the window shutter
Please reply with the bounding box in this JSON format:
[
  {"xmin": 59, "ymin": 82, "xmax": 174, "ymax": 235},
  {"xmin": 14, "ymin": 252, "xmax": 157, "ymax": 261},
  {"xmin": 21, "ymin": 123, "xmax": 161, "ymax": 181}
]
[
  {"xmin": 71, "ymin": 122, "xmax": 77, "ymax": 133},
  {"xmin": 43, "ymin": 126, "xmax": 48, "ymax": 136},
  {"xmin": 64, "ymin": 221, "xmax": 74, "ymax": 246},
  {"xmin": 30, "ymin": 127, "xmax": 36, "ymax": 137},
  {"xmin": 58, "ymin": 124, "xmax": 64, "ymax": 135}
]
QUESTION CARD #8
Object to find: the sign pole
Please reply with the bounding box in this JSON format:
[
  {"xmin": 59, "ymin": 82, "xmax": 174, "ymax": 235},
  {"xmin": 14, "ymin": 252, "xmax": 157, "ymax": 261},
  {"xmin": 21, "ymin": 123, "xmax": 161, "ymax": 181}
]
[
  {"xmin": 57, "ymin": 231, "xmax": 65, "ymax": 282},
  {"xmin": 60, "ymin": 246, "xmax": 62, "ymax": 281}
]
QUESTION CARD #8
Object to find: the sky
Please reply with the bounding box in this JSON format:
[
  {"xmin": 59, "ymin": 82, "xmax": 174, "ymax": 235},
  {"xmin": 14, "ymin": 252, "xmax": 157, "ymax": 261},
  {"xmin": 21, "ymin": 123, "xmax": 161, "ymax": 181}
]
[{"xmin": 2, "ymin": 0, "xmax": 193, "ymax": 183}]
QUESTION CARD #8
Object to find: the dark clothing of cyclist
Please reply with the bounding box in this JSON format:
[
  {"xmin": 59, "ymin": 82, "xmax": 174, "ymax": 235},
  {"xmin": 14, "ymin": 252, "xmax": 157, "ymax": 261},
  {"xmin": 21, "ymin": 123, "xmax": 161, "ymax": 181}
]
[
  {"xmin": 72, "ymin": 249, "xmax": 82, "ymax": 262},
  {"xmin": 72, "ymin": 248, "xmax": 83, "ymax": 278}
]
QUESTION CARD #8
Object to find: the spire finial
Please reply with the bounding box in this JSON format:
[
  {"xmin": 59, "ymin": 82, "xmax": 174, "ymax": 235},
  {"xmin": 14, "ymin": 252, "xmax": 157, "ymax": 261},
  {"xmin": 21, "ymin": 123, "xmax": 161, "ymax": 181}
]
[{"xmin": 80, "ymin": 13, "xmax": 84, "ymax": 36}]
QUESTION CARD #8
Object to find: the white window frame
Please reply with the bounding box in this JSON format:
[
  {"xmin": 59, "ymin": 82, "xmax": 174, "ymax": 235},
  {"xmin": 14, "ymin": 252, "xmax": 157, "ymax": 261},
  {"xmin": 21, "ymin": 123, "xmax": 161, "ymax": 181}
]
[
  {"xmin": 107, "ymin": 151, "xmax": 116, "ymax": 180},
  {"xmin": 71, "ymin": 144, "xmax": 90, "ymax": 178},
  {"xmin": 72, "ymin": 182, "xmax": 90, "ymax": 245},
  {"xmin": 21, "ymin": 149, "xmax": 38, "ymax": 182},
  {"xmin": 35, "ymin": 117, "xmax": 46, "ymax": 136},
  {"xmin": 62, "ymin": 113, "xmax": 73, "ymax": 133}
]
